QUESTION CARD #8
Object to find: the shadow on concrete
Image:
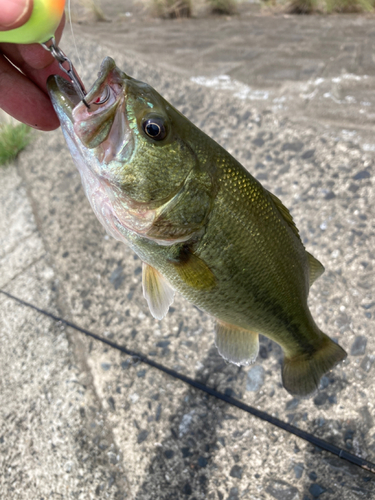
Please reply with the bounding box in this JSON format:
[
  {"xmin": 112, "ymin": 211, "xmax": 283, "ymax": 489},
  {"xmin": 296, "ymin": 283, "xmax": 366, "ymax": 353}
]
[{"xmin": 136, "ymin": 346, "xmax": 246, "ymax": 499}]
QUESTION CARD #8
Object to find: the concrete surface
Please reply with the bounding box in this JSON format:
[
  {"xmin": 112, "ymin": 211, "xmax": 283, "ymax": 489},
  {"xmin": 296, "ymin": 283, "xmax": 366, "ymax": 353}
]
[
  {"xmin": 77, "ymin": 9, "xmax": 375, "ymax": 138},
  {"xmin": 1, "ymin": 9, "xmax": 375, "ymax": 500}
]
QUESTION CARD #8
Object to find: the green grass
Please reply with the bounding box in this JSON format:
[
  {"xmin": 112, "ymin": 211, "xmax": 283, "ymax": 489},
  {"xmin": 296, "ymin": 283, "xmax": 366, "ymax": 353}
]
[
  {"xmin": 140, "ymin": 0, "xmax": 192, "ymax": 18},
  {"xmin": 287, "ymin": 0, "xmax": 318, "ymax": 13},
  {"xmin": 273, "ymin": 0, "xmax": 375, "ymax": 13},
  {"xmin": 0, "ymin": 123, "xmax": 31, "ymax": 166},
  {"xmin": 207, "ymin": 0, "xmax": 237, "ymax": 15},
  {"xmin": 79, "ymin": 0, "xmax": 107, "ymax": 21},
  {"xmin": 325, "ymin": 0, "xmax": 373, "ymax": 11}
]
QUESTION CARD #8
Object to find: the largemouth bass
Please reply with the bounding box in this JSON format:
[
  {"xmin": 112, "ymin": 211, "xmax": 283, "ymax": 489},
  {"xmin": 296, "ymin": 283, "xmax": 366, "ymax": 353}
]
[{"xmin": 47, "ymin": 57, "xmax": 346, "ymax": 397}]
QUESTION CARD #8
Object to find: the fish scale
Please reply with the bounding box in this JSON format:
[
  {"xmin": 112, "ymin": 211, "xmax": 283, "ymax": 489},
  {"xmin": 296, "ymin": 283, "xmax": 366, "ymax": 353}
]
[{"xmin": 48, "ymin": 56, "xmax": 346, "ymax": 397}]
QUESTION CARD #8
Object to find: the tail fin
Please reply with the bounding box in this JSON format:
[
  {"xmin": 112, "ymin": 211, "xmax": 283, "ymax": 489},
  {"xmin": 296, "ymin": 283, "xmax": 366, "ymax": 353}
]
[{"xmin": 282, "ymin": 335, "xmax": 347, "ymax": 397}]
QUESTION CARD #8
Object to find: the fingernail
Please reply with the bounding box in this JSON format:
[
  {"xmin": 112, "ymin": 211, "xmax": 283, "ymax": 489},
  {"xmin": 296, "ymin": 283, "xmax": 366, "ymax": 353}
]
[{"xmin": 0, "ymin": 0, "xmax": 32, "ymax": 29}]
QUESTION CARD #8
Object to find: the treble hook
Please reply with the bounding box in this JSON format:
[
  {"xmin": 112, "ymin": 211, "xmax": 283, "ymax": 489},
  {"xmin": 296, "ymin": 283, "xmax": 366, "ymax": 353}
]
[{"xmin": 42, "ymin": 37, "xmax": 90, "ymax": 109}]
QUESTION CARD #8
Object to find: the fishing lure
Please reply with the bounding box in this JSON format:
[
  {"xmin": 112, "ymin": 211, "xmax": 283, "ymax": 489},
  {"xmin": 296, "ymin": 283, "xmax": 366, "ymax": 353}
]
[
  {"xmin": 0, "ymin": 0, "xmax": 88, "ymax": 106},
  {"xmin": 0, "ymin": 0, "xmax": 65, "ymax": 44}
]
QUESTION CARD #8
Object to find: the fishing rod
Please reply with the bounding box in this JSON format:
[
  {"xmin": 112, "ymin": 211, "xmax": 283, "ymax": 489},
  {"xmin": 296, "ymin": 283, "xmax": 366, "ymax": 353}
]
[
  {"xmin": 1, "ymin": 288, "xmax": 374, "ymax": 476},
  {"xmin": 0, "ymin": 0, "xmax": 373, "ymax": 479}
]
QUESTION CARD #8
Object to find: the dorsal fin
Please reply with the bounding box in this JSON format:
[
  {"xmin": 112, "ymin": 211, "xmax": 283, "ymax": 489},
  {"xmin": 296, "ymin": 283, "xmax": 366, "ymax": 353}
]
[
  {"xmin": 142, "ymin": 263, "xmax": 175, "ymax": 320},
  {"xmin": 269, "ymin": 192, "xmax": 324, "ymax": 287},
  {"xmin": 269, "ymin": 192, "xmax": 300, "ymax": 239},
  {"xmin": 214, "ymin": 320, "xmax": 259, "ymax": 366},
  {"xmin": 306, "ymin": 251, "xmax": 325, "ymax": 287}
]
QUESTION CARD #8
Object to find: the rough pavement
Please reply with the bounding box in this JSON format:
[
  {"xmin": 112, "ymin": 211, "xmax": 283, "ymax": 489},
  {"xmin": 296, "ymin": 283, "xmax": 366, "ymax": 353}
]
[
  {"xmin": 1, "ymin": 12, "xmax": 374, "ymax": 500},
  {"xmin": 78, "ymin": 10, "xmax": 375, "ymax": 139}
]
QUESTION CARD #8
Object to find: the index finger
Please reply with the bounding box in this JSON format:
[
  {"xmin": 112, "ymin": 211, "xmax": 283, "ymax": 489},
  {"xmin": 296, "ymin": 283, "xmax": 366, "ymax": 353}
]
[{"xmin": 0, "ymin": 52, "xmax": 60, "ymax": 129}]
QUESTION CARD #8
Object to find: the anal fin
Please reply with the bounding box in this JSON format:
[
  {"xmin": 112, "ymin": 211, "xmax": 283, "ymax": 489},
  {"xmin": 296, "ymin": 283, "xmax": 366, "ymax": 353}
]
[
  {"xmin": 214, "ymin": 320, "xmax": 259, "ymax": 366},
  {"xmin": 142, "ymin": 263, "xmax": 175, "ymax": 320}
]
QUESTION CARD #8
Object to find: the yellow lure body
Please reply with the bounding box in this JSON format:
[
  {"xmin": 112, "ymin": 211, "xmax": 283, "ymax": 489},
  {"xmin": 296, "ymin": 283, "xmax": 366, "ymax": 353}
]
[{"xmin": 0, "ymin": 0, "xmax": 65, "ymax": 44}]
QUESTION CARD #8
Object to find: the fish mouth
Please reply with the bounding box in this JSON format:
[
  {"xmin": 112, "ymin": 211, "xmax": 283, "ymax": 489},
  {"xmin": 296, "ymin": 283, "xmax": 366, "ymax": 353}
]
[
  {"xmin": 47, "ymin": 58, "xmax": 151, "ymax": 237},
  {"xmin": 47, "ymin": 57, "xmax": 121, "ymax": 120},
  {"xmin": 47, "ymin": 73, "xmax": 81, "ymax": 122},
  {"xmin": 48, "ymin": 57, "xmax": 133, "ymax": 165}
]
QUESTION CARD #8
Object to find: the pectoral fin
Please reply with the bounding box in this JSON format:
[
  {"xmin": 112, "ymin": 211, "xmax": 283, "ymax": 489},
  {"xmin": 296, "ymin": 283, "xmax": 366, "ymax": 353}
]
[
  {"xmin": 214, "ymin": 320, "xmax": 259, "ymax": 366},
  {"xmin": 169, "ymin": 247, "xmax": 216, "ymax": 291},
  {"xmin": 142, "ymin": 263, "xmax": 175, "ymax": 320}
]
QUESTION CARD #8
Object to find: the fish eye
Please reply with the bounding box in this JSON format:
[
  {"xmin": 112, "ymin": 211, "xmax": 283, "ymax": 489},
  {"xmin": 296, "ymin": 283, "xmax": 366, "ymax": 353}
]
[{"xmin": 142, "ymin": 117, "xmax": 167, "ymax": 141}]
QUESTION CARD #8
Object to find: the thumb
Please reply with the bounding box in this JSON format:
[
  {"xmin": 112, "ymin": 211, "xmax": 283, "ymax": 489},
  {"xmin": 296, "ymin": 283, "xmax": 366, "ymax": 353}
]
[{"xmin": 0, "ymin": 0, "xmax": 33, "ymax": 30}]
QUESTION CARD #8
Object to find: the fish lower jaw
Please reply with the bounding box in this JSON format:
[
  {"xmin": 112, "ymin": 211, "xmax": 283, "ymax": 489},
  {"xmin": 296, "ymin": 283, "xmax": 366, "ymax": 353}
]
[
  {"xmin": 144, "ymin": 232, "xmax": 194, "ymax": 247},
  {"xmin": 98, "ymin": 203, "xmax": 156, "ymax": 242},
  {"xmin": 110, "ymin": 212, "xmax": 197, "ymax": 247},
  {"xmin": 95, "ymin": 200, "xmax": 193, "ymax": 247},
  {"xmin": 77, "ymin": 154, "xmax": 197, "ymax": 247}
]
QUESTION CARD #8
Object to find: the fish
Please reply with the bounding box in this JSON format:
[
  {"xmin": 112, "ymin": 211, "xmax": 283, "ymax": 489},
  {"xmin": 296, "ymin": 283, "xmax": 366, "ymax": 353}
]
[{"xmin": 47, "ymin": 57, "xmax": 347, "ymax": 397}]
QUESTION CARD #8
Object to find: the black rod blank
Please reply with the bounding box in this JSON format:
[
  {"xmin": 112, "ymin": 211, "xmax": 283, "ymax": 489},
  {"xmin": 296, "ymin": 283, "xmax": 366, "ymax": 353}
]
[{"xmin": 1, "ymin": 288, "xmax": 374, "ymax": 475}]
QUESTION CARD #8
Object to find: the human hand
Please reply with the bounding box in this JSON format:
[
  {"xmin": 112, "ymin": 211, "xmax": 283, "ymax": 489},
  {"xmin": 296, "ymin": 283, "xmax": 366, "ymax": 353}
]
[{"xmin": 0, "ymin": 0, "xmax": 67, "ymax": 130}]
